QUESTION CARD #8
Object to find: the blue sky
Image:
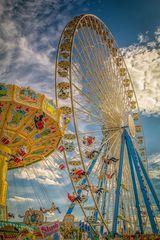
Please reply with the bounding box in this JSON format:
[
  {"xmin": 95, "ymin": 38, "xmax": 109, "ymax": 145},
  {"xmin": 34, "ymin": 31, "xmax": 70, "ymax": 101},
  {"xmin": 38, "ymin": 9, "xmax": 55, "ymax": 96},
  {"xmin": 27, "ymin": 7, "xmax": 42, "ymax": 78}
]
[
  {"xmin": 0, "ymin": 0, "xmax": 160, "ymax": 220},
  {"xmin": 85, "ymin": 0, "xmax": 160, "ymax": 46}
]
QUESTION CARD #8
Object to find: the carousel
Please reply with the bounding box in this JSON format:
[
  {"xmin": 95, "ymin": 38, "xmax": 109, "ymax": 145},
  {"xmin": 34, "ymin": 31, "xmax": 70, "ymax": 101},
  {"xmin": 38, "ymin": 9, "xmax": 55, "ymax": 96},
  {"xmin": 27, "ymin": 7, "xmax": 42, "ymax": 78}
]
[{"xmin": 0, "ymin": 83, "xmax": 66, "ymax": 239}]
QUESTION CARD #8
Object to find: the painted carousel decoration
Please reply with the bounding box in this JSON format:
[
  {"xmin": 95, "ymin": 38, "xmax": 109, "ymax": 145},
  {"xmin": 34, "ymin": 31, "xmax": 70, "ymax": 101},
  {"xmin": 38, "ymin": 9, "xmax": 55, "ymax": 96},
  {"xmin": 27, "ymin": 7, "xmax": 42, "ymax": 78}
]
[
  {"xmin": 23, "ymin": 209, "xmax": 44, "ymax": 226},
  {"xmin": 62, "ymin": 214, "xmax": 75, "ymax": 239},
  {"xmin": 0, "ymin": 83, "xmax": 66, "ymax": 221},
  {"xmin": 17, "ymin": 203, "xmax": 61, "ymax": 227}
]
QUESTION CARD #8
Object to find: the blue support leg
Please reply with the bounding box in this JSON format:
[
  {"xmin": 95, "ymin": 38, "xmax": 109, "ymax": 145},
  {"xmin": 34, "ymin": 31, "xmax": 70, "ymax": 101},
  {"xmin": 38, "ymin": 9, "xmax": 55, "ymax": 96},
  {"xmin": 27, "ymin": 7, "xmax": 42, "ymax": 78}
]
[
  {"xmin": 67, "ymin": 156, "xmax": 99, "ymax": 214},
  {"xmin": 112, "ymin": 131, "xmax": 125, "ymax": 234},
  {"xmin": 125, "ymin": 130, "xmax": 159, "ymax": 234},
  {"xmin": 136, "ymin": 151, "xmax": 160, "ymax": 212},
  {"xmin": 125, "ymin": 130, "xmax": 144, "ymax": 234},
  {"xmin": 67, "ymin": 146, "xmax": 107, "ymax": 214}
]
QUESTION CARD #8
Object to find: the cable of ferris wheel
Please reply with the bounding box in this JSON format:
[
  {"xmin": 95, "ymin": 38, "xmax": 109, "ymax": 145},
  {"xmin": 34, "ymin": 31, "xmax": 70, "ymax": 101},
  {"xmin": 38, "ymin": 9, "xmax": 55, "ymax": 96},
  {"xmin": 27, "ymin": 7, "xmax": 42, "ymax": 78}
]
[
  {"xmin": 79, "ymin": 18, "xmax": 118, "ymax": 104},
  {"xmin": 83, "ymin": 18, "xmax": 126, "ymax": 119},
  {"xmin": 89, "ymin": 131, "xmax": 121, "ymax": 184},
  {"xmin": 81, "ymin": 18, "xmax": 119, "ymax": 107},
  {"xmin": 78, "ymin": 127, "xmax": 125, "ymax": 136},
  {"xmin": 81, "ymin": 131, "xmax": 120, "ymax": 183},
  {"xmin": 71, "ymin": 66, "xmax": 121, "ymax": 128},
  {"xmin": 85, "ymin": 129, "xmax": 121, "ymax": 232},
  {"xmin": 72, "ymin": 59, "xmax": 125, "ymax": 128},
  {"xmin": 71, "ymin": 62, "xmax": 102, "ymax": 104},
  {"xmin": 73, "ymin": 35, "xmax": 108, "ymax": 102},
  {"xmin": 103, "ymin": 134, "xmax": 121, "ymax": 230}
]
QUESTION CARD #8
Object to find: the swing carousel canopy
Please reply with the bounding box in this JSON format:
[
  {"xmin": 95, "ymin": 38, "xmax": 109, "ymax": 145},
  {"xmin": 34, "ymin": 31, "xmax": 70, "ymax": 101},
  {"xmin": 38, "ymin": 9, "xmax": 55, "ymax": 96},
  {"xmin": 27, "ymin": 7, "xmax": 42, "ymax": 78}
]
[{"xmin": 0, "ymin": 83, "xmax": 64, "ymax": 170}]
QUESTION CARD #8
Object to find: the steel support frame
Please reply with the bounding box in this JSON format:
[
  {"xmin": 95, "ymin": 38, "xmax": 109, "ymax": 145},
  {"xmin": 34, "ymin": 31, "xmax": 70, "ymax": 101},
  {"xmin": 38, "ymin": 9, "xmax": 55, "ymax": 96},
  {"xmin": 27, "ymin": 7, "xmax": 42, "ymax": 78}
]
[
  {"xmin": 67, "ymin": 127, "xmax": 160, "ymax": 234},
  {"xmin": 125, "ymin": 130, "xmax": 159, "ymax": 234},
  {"xmin": 136, "ymin": 151, "xmax": 160, "ymax": 212},
  {"xmin": 67, "ymin": 145, "xmax": 107, "ymax": 214},
  {"xmin": 125, "ymin": 130, "xmax": 144, "ymax": 234}
]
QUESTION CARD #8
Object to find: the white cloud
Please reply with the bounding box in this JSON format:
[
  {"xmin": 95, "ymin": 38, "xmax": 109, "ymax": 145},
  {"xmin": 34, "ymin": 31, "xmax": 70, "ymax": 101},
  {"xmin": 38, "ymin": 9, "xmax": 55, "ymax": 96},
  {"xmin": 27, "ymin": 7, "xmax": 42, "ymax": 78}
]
[
  {"xmin": 137, "ymin": 32, "xmax": 149, "ymax": 43},
  {"xmin": 148, "ymin": 153, "xmax": 160, "ymax": 165},
  {"xmin": 37, "ymin": 177, "xmax": 61, "ymax": 186},
  {"xmin": 0, "ymin": 0, "xmax": 80, "ymax": 100},
  {"xmin": 155, "ymin": 27, "xmax": 160, "ymax": 43},
  {"xmin": 148, "ymin": 153, "xmax": 160, "ymax": 179},
  {"xmin": 149, "ymin": 170, "xmax": 160, "ymax": 179},
  {"xmin": 14, "ymin": 156, "xmax": 69, "ymax": 186},
  {"xmin": 8, "ymin": 196, "xmax": 34, "ymax": 203},
  {"xmin": 123, "ymin": 27, "xmax": 160, "ymax": 115}
]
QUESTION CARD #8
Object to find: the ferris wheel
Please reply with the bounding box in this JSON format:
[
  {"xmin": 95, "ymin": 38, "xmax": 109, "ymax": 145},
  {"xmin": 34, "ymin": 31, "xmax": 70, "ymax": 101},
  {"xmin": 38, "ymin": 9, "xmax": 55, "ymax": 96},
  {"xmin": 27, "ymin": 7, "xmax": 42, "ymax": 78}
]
[{"xmin": 55, "ymin": 14, "xmax": 160, "ymax": 237}]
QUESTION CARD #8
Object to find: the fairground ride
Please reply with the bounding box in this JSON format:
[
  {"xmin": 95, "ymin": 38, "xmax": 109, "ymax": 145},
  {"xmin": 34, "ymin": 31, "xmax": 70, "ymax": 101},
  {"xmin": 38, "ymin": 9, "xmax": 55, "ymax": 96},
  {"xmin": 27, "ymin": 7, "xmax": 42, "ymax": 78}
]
[
  {"xmin": 0, "ymin": 83, "xmax": 64, "ymax": 223},
  {"xmin": 55, "ymin": 14, "xmax": 160, "ymax": 238}
]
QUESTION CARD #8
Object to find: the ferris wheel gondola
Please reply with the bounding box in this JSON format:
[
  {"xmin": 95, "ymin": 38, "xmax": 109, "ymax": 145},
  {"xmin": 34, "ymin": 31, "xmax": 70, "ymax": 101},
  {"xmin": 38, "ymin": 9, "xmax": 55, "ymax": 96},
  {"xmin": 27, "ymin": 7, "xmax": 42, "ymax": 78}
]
[{"xmin": 55, "ymin": 14, "xmax": 160, "ymax": 237}]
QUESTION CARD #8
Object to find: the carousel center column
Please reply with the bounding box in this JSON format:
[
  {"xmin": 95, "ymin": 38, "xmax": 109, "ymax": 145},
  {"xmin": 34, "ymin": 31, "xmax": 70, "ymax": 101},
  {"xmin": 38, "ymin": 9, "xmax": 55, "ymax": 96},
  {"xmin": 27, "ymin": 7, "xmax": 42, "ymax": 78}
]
[{"xmin": 0, "ymin": 144, "xmax": 11, "ymax": 221}]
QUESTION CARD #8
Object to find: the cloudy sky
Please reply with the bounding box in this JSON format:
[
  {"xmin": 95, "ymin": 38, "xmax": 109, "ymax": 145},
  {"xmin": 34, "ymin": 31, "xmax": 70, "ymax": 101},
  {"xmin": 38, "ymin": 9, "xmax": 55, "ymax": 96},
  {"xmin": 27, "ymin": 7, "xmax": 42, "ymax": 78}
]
[{"xmin": 0, "ymin": 0, "xmax": 160, "ymax": 220}]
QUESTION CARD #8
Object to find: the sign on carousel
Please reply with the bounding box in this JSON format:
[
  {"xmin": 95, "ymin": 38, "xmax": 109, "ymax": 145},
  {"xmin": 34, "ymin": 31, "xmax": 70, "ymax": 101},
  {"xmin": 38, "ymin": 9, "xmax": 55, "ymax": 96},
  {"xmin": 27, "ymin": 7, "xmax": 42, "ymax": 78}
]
[{"xmin": 39, "ymin": 221, "xmax": 60, "ymax": 238}]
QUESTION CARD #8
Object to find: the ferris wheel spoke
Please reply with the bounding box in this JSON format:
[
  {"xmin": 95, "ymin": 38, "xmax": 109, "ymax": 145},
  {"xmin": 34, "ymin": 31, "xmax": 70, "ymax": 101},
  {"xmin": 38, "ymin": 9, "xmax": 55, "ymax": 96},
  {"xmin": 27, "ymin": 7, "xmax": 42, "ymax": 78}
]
[
  {"xmin": 100, "ymin": 130, "xmax": 121, "ymax": 149},
  {"xmin": 84, "ymin": 20, "xmax": 119, "ymax": 104},
  {"xmin": 78, "ymin": 127, "xmax": 120, "ymax": 136},
  {"xmin": 84, "ymin": 25, "xmax": 111, "ymax": 93},
  {"xmin": 73, "ymin": 41, "xmax": 108, "ymax": 102},
  {"xmin": 71, "ymin": 69, "xmax": 100, "ymax": 109},
  {"xmin": 79, "ymin": 23, "xmax": 110, "ymax": 98},
  {"xmin": 76, "ymin": 50, "xmax": 120, "ymax": 120},
  {"xmin": 75, "ymin": 31, "xmax": 107, "ymax": 94},
  {"xmin": 73, "ymin": 107, "xmax": 103, "ymax": 122},
  {"xmin": 71, "ymin": 62, "xmax": 101, "ymax": 104},
  {"xmin": 92, "ymin": 130, "xmax": 121, "ymax": 226},
  {"xmin": 63, "ymin": 149, "xmax": 98, "ymax": 234},
  {"xmin": 90, "ymin": 131, "xmax": 120, "ymax": 191},
  {"xmin": 97, "ymin": 37, "xmax": 122, "ymax": 99},
  {"xmin": 88, "ymin": 19, "xmax": 122, "ymax": 102},
  {"xmin": 105, "ymin": 138, "xmax": 122, "ymax": 223},
  {"xmin": 73, "ymin": 98, "xmax": 100, "ymax": 116},
  {"xmin": 72, "ymin": 82, "xmax": 102, "ymax": 111},
  {"xmin": 72, "ymin": 59, "xmax": 124, "ymax": 126},
  {"xmin": 94, "ymin": 36, "xmax": 128, "ymax": 119},
  {"xmin": 73, "ymin": 43, "xmax": 103, "ymax": 94}
]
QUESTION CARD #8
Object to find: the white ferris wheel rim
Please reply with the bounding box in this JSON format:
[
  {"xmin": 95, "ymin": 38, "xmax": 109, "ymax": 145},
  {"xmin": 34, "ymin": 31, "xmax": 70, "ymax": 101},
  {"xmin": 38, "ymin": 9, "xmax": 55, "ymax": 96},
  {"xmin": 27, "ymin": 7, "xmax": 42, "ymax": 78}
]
[{"xmin": 55, "ymin": 14, "xmax": 147, "ymax": 234}]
